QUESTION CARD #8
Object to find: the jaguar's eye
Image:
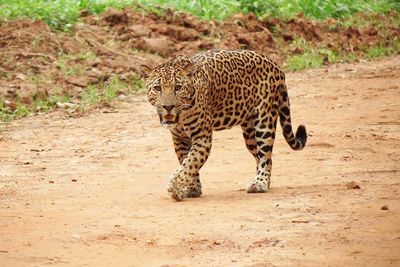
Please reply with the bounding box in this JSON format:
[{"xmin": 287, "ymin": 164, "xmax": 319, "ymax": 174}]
[
  {"xmin": 175, "ymin": 84, "xmax": 182, "ymax": 92},
  {"xmin": 154, "ymin": 85, "xmax": 161, "ymax": 92}
]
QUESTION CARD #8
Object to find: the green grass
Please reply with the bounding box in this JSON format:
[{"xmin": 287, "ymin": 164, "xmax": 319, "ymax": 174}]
[
  {"xmin": 58, "ymin": 59, "xmax": 85, "ymax": 76},
  {"xmin": 285, "ymin": 53, "xmax": 322, "ymax": 71},
  {"xmin": 80, "ymin": 85, "xmax": 102, "ymax": 106},
  {"xmin": 151, "ymin": 0, "xmax": 400, "ymax": 20},
  {"xmin": 80, "ymin": 75, "xmax": 143, "ymax": 107},
  {"xmin": 363, "ymin": 40, "xmax": 400, "ymax": 59},
  {"xmin": 284, "ymin": 38, "xmax": 340, "ymax": 71},
  {"xmin": 284, "ymin": 37, "xmax": 400, "ymax": 71},
  {"xmin": 260, "ymin": 0, "xmax": 400, "ymax": 20},
  {"xmin": 0, "ymin": 93, "xmax": 74, "ymax": 122},
  {"xmin": 284, "ymin": 38, "xmax": 322, "ymax": 71},
  {"xmin": 0, "ymin": 100, "xmax": 30, "ymax": 122},
  {"xmin": 57, "ymin": 52, "xmax": 96, "ymax": 78},
  {"xmin": 0, "ymin": 0, "xmax": 398, "ymax": 30},
  {"xmin": 0, "ymin": 0, "xmax": 135, "ymax": 31}
]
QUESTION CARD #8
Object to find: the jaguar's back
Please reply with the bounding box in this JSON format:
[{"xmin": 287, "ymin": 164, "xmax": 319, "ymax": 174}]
[{"xmin": 192, "ymin": 49, "xmax": 286, "ymax": 132}]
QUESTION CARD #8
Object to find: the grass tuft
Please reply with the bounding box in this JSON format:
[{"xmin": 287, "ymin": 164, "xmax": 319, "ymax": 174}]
[
  {"xmin": 363, "ymin": 40, "xmax": 400, "ymax": 59},
  {"xmin": 0, "ymin": 99, "xmax": 30, "ymax": 122},
  {"xmin": 284, "ymin": 38, "xmax": 323, "ymax": 71}
]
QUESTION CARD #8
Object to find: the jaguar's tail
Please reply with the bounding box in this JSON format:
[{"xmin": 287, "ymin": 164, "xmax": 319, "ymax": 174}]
[{"xmin": 278, "ymin": 84, "xmax": 307, "ymax": 150}]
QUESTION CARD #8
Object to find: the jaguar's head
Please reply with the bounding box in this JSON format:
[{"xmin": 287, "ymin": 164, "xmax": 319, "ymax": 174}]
[{"xmin": 143, "ymin": 56, "xmax": 197, "ymax": 129}]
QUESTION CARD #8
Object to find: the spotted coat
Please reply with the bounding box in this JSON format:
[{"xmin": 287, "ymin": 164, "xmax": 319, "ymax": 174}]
[{"xmin": 145, "ymin": 49, "xmax": 307, "ymax": 201}]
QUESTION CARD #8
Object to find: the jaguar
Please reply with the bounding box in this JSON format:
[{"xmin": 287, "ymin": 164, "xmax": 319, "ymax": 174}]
[{"xmin": 144, "ymin": 49, "xmax": 307, "ymax": 201}]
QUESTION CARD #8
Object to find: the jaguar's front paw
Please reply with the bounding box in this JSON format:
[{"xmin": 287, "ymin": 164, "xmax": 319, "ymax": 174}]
[
  {"xmin": 167, "ymin": 179, "xmax": 173, "ymax": 193},
  {"xmin": 187, "ymin": 175, "xmax": 202, "ymax": 198},
  {"xmin": 167, "ymin": 169, "xmax": 180, "ymax": 193},
  {"xmin": 171, "ymin": 186, "xmax": 190, "ymax": 201},
  {"xmin": 187, "ymin": 184, "xmax": 202, "ymax": 198},
  {"xmin": 246, "ymin": 176, "xmax": 270, "ymax": 193},
  {"xmin": 168, "ymin": 169, "xmax": 191, "ymax": 201}
]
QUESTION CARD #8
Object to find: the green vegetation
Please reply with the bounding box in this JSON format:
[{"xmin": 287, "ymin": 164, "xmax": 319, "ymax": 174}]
[
  {"xmin": 146, "ymin": 0, "xmax": 400, "ymax": 20},
  {"xmin": 0, "ymin": 94, "xmax": 72, "ymax": 122},
  {"xmin": 363, "ymin": 40, "xmax": 400, "ymax": 60},
  {"xmin": 58, "ymin": 60, "xmax": 85, "ymax": 77},
  {"xmin": 79, "ymin": 77, "xmax": 132, "ymax": 107},
  {"xmin": 0, "ymin": 0, "xmax": 399, "ymax": 30},
  {"xmin": 57, "ymin": 52, "xmax": 96, "ymax": 76},
  {"xmin": 284, "ymin": 38, "xmax": 342, "ymax": 71},
  {"xmin": 256, "ymin": 0, "xmax": 400, "ymax": 20},
  {"xmin": 0, "ymin": 75, "xmax": 144, "ymax": 122},
  {"xmin": 284, "ymin": 38, "xmax": 323, "ymax": 71},
  {"xmin": 0, "ymin": 99, "xmax": 29, "ymax": 122},
  {"xmin": 284, "ymin": 37, "xmax": 400, "ymax": 71},
  {"xmin": 78, "ymin": 75, "xmax": 144, "ymax": 111},
  {"xmin": 0, "ymin": 0, "xmax": 135, "ymax": 31}
]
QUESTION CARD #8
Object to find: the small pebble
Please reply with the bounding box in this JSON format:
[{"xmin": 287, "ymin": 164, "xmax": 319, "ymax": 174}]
[
  {"xmin": 346, "ymin": 181, "xmax": 360, "ymax": 189},
  {"xmin": 71, "ymin": 234, "xmax": 81, "ymax": 240}
]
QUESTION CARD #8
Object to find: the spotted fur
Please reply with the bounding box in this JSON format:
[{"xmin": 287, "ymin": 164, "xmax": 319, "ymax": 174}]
[{"xmin": 145, "ymin": 49, "xmax": 307, "ymax": 201}]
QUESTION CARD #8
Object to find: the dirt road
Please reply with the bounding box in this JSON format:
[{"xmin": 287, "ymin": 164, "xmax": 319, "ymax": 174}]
[{"xmin": 1, "ymin": 57, "xmax": 400, "ymax": 266}]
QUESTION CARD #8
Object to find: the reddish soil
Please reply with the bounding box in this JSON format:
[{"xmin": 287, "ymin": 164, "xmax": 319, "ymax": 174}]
[
  {"xmin": 1, "ymin": 9, "xmax": 399, "ymax": 102},
  {"xmin": 1, "ymin": 56, "xmax": 399, "ymax": 266}
]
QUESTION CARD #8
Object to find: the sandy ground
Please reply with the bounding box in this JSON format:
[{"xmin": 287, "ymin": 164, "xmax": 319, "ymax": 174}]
[{"xmin": 1, "ymin": 57, "xmax": 400, "ymax": 266}]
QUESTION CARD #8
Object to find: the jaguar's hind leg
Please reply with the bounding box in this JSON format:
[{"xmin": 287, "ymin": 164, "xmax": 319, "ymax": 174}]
[
  {"xmin": 241, "ymin": 118, "xmax": 260, "ymax": 166},
  {"xmin": 246, "ymin": 108, "xmax": 278, "ymax": 193}
]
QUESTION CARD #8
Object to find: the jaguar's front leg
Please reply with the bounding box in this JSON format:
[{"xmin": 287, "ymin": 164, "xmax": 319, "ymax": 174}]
[
  {"xmin": 169, "ymin": 132, "xmax": 212, "ymax": 201},
  {"xmin": 169, "ymin": 132, "xmax": 202, "ymax": 198}
]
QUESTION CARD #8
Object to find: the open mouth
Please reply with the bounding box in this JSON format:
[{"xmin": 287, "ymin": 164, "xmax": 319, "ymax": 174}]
[
  {"xmin": 164, "ymin": 114, "xmax": 175, "ymax": 121},
  {"xmin": 159, "ymin": 113, "xmax": 179, "ymax": 127}
]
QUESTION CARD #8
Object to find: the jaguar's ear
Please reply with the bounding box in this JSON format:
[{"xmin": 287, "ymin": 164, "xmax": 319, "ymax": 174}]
[
  {"xmin": 183, "ymin": 62, "xmax": 198, "ymax": 78},
  {"xmin": 140, "ymin": 64, "xmax": 153, "ymax": 79}
]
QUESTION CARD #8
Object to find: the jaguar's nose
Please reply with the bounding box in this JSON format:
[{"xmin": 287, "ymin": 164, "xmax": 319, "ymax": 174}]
[{"xmin": 162, "ymin": 105, "xmax": 175, "ymax": 112}]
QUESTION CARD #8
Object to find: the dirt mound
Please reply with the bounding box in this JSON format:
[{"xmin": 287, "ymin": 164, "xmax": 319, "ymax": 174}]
[
  {"xmin": 0, "ymin": 15, "xmax": 159, "ymax": 104},
  {"xmin": 0, "ymin": 8, "xmax": 399, "ymax": 103},
  {"xmin": 94, "ymin": 10, "xmax": 280, "ymax": 60},
  {"xmin": 0, "ymin": 19, "xmax": 78, "ymax": 56},
  {"xmin": 0, "ymin": 20, "xmax": 81, "ymax": 101}
]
